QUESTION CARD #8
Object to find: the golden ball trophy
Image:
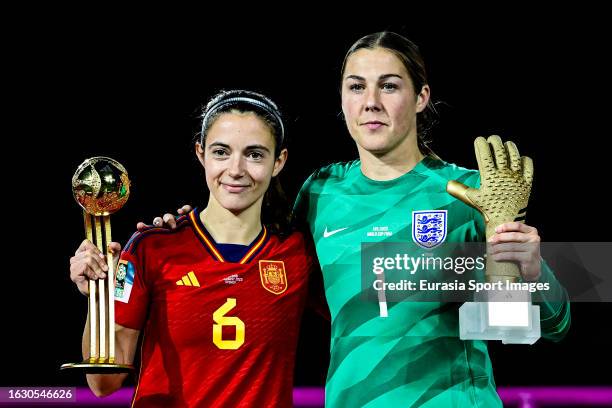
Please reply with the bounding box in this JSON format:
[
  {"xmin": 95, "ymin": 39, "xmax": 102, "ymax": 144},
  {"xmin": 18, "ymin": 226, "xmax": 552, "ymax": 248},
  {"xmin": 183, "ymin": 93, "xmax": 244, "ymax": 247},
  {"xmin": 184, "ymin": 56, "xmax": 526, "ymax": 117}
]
[{"xmin": 61, "ymin": 157, "xmax": 134, "ymax": 372}]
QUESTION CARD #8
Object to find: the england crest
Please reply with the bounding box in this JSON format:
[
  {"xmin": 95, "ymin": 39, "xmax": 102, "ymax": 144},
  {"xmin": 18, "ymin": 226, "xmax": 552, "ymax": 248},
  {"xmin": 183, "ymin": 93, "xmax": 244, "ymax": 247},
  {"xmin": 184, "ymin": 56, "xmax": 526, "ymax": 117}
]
[{"xmin": 412, "ymin": 210, "xmax": 448, "ymax": 249}]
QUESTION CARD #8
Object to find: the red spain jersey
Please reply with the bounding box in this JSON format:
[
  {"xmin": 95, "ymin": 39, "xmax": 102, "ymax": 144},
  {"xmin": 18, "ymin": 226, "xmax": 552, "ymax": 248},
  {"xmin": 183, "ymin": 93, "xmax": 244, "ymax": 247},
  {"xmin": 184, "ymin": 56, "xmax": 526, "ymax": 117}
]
[{"xmin": 114, "ymin": 208, "xmax": 315, "ymax": 407}]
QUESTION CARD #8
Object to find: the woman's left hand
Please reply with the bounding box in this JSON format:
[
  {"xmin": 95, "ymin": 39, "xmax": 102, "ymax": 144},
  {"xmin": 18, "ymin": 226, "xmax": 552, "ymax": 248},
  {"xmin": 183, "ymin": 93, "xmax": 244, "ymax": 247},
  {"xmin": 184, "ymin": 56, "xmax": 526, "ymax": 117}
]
[{"xmin": 488, "ymin": 222, "xmax": 541, "ymax": 281}]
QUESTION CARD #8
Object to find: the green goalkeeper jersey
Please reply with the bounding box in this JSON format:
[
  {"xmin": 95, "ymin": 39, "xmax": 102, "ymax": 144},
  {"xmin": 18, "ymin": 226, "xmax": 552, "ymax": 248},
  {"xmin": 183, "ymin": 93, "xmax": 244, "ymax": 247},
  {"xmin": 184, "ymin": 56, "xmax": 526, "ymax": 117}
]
[{"xmin": 294, "ymin": 156, "xmax": 570, "ymax": 408}]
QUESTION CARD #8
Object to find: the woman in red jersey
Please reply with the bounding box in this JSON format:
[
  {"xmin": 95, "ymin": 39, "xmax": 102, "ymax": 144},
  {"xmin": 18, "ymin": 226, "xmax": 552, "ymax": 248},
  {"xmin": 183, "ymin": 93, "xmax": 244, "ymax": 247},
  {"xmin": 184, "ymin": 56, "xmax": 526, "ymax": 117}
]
[{"xmin": 69, "ymin": 90, "xmax": 320, "ymax": 407}]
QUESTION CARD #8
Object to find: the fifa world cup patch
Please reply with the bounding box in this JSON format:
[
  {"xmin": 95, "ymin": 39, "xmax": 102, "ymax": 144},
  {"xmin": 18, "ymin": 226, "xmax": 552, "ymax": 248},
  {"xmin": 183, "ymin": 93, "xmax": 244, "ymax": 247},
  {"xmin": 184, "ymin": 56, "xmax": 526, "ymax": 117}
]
[
  {"xmin": 412, "ymin": 210, "xmax": 448, "ymax": 249},
  {"xmin": 115, "ymin": 260, "xmax": 135, "ymax": 303},
  {"xmin": 259, "ymin": 260, "xmax": 287, "ymax": 295}
]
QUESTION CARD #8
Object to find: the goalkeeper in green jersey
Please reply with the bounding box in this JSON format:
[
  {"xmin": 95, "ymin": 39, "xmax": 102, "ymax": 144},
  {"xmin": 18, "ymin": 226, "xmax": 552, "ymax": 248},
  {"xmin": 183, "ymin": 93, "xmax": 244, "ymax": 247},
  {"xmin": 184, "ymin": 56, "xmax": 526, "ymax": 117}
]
[
  {"xmin": 290, "ymin": 32, "xmax": 570, "ymax": 408},
  {"xmin": 151, "ymin": 32, "xmax": 570, "ymax": 408}
]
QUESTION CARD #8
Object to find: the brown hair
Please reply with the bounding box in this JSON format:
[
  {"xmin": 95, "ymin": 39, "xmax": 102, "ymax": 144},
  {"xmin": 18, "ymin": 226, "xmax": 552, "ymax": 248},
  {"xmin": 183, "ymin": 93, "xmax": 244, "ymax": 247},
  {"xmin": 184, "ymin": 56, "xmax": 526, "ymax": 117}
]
[{"xmin": 340, "ymin": 32, "xmax": 439, "ymax": 157}]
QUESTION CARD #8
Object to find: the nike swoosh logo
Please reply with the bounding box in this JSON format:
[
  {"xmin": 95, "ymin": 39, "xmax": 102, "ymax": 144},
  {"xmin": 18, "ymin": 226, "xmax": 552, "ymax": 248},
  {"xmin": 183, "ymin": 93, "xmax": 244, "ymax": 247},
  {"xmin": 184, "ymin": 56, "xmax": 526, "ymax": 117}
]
[{"xmin": 323, "ymin": 227, "xmax": 348, "ymax": 238}]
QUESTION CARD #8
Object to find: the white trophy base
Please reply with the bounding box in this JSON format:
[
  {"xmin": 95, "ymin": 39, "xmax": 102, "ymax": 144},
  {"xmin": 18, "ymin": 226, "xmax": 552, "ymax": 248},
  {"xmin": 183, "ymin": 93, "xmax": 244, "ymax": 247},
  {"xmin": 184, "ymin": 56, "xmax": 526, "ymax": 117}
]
[{"xmin": 459, "ymin": 290, "xmax": 541, "ymax": 344}]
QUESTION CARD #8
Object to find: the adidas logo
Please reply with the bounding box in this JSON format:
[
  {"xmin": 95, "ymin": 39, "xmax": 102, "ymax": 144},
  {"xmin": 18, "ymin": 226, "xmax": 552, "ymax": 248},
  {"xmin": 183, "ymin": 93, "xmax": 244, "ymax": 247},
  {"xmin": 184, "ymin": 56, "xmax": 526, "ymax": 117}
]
[{"xmin": 176, "ymin": 271, "xmax": 200, "ymax": 287}]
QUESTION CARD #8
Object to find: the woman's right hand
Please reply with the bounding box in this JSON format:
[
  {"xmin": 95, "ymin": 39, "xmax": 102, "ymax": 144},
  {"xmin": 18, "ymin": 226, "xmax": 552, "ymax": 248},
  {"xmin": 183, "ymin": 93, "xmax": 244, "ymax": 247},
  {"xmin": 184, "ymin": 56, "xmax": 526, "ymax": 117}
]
[
  {"xmin": 136, "ymin": 205, "xmax": 193, "ymax": 231},
  {"xmin": 69, "ymin": 239, "xmax": 121, "ymax": 296}
]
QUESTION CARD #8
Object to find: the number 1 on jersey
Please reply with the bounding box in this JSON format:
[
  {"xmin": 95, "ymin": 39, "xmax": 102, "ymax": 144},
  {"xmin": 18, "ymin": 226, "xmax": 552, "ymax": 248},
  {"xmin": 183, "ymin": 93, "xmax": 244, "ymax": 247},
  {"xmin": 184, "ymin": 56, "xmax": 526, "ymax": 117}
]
[{"xmin": 213, "ymin": 298, "xmax": 245, "ymax": 349}]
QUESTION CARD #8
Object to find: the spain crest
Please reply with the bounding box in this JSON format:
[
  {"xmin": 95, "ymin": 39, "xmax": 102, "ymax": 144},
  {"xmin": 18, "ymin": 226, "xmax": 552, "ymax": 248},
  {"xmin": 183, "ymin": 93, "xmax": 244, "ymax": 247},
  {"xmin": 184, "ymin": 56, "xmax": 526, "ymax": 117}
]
[
  {"xmin": 259, "ymin": 260, "xmax": 287, "ymax": 295},
  {"xmin": 412, "ymin": 210, "xmax": 448, "ymax": 249}
]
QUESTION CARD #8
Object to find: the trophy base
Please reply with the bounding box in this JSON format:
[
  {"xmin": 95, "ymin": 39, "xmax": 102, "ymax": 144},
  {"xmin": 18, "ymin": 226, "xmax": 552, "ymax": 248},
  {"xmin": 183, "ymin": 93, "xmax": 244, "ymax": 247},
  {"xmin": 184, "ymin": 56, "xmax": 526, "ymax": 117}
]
[
  {"xmin": 459, "ymin": 301, "xmax": 541, "ymax": 345},
  {"xmin": 60, "ymin": 361, "xmax": 134, "ymax": 373}
]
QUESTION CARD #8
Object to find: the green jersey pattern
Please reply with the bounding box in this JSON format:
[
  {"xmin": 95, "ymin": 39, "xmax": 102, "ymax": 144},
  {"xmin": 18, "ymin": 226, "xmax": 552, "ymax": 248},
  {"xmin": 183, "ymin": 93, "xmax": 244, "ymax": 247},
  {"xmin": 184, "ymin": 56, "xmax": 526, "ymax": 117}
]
[{"xmin": 294, "ymin": 156, "xmax": 570, "ymax": 408}]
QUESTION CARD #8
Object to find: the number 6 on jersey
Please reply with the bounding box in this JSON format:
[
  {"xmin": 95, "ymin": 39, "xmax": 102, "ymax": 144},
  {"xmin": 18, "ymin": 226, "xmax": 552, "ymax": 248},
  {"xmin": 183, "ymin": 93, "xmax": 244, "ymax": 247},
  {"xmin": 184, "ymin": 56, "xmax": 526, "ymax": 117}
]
[{"xmin": 212, "ymin": 298, "xmax": 245, "ymax": 350}]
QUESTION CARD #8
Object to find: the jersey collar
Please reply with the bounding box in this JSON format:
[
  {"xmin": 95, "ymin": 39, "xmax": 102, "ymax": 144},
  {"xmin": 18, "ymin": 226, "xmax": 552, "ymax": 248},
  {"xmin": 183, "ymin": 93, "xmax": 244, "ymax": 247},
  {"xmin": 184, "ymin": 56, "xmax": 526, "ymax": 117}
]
[{"xmin": 188, "ymin": 208, "xmax": 268, "ymax": 264}]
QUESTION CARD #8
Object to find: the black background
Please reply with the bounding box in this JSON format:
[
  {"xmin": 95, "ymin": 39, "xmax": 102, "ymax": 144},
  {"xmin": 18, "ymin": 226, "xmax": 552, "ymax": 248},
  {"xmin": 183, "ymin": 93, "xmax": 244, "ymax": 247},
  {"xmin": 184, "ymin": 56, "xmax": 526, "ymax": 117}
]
[{"xmin": 3, "ymin": 12, "xmax": 611, "ymax": 391}]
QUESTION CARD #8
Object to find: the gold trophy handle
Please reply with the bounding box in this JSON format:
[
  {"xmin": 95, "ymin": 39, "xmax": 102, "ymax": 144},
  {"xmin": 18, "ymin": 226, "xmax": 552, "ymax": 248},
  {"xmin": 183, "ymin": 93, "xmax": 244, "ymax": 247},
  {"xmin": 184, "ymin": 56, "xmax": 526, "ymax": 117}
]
[
  {"xmin": 104, "ymin": 215, "xmax": 116, "ymax": 364},
  {"xmin": 61, "ymin": 211, "xmax": 132, "ymax": 373},
  {"xmin": 84, "ymin": 211, "xmax": 98, "ymax": 363}
]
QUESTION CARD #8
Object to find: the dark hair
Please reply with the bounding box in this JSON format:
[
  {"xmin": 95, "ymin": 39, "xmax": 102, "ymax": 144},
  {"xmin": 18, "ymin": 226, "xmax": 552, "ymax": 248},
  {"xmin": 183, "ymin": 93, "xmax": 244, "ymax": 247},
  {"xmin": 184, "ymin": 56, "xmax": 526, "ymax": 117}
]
[
  {"xmin": 340, "ymin": 32, "xmax": 439, "ymax": 157},
  {"xmin": 200, "ymin": 89, "xmax": 285, "ymax": 156},
  {"xmin": 198, "ymin": 89, "xmax": 292, "ymax": 236}
]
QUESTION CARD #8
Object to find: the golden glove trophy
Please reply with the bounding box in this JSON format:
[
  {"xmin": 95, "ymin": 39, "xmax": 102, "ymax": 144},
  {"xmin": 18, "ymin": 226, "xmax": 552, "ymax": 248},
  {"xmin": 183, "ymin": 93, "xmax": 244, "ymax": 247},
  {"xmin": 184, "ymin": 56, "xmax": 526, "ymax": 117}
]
[
  {"xmin": 61, "ymin": 157, "xmax": 134, "ymax": 372},
  {"xmin": 448, "ymin": 136, "xmax": 541, "ymax": 344}
]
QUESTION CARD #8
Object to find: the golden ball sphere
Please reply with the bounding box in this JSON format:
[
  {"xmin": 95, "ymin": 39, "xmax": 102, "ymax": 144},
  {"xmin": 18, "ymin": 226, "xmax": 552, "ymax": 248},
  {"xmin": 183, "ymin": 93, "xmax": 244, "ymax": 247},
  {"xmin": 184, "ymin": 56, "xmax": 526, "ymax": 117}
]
[{"xmin": 72, "ymin": 157, "xmax": 130, "ymax": 216}]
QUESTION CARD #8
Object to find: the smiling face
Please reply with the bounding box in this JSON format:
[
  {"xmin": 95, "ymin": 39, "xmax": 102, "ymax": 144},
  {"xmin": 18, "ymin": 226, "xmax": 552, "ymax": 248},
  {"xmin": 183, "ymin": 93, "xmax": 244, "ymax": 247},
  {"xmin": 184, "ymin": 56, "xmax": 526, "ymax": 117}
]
[
  {"xmin": 196, "ymin": 111, "xmax": 287, "ymax": 214},
  {"xmin": 341, "ymin": 47, "xmax": 430, "ymax": 157}
]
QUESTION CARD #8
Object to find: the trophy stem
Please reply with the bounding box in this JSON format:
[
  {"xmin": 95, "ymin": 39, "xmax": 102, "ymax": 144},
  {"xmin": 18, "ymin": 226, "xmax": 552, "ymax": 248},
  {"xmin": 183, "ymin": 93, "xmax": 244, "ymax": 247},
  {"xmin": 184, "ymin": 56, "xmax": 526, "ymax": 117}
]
[
  {"xmin": 104, "ymin": 215, "xmax": 116, "ymax": 364},
  {"xmin": 84, "ymin": 211, "xmax": 98, "ymax": 363},
  {"xmin": 94, "ymin": 217, "xmax": 107, "ymax": 363}
]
